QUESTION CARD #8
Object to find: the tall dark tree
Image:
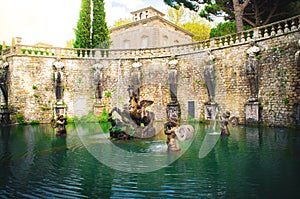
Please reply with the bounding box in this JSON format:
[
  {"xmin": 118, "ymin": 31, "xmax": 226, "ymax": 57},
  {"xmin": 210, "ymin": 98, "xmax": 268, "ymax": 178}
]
[
  {"xmin": 92, "ymin": 0, "xmax": 110, "ymax": 48},
  {"xmin": 74, "ymin": 0, "xmax": 91, "ymax": 48}
]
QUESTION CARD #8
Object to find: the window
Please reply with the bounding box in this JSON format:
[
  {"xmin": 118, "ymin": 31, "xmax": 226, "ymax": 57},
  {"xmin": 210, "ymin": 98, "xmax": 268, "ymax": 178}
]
[
  {"xmin": 123, "ymin": 40, "xmax": 130, "ymax": 49},
  {"xmin": 141, "ymin": 36, "xmax": 148, "ymax": 48}
]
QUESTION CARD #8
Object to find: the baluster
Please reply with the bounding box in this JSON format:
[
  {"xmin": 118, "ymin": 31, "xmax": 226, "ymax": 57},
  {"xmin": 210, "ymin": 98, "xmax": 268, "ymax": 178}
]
[
  {"xmin": 224, "ymin": 37, "xmax": 228, "ymax": 46},
  {"xmin": 264, "ymin": 28, "xmax": 269, "ymax": 37},
  {"xmin": 284, "ymin": 23, "xmax": 290, "ymax": 33},
  {"xmin": 277, "ymin": 24, "xmax": 283, "ymax": 34},
  {"xmin": 271, "ymin": 26, "xmax": 276, "ymax": 36},
  {"xmin": 241, "ymin": 32, "xmax": 246, "ymax": 42},
  {"xmin": 258, "ymin": 28, "xmax": 262, "ymax": 38},
  {"xmin": 291, "ymin": 19, "xmax": 297, "ymax": 31},
  {"xmin": 230, "ymin": 35, "xmax": 235, "ymax": 45}
]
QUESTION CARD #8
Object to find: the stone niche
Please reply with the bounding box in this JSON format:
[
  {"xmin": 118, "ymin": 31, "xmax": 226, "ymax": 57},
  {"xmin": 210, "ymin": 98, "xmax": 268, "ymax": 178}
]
[
  {"xmin": 204, "ymin": 102, "xmax": 218, "ymax": 120},
  {"xmin": 245, "ymin": 101, "xmax": 260, "ymax": 124}
]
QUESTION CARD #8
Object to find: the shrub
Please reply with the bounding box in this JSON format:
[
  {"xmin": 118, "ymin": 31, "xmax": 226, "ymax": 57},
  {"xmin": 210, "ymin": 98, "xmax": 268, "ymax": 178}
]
[
  {"xmin": 16, "ymin": 114, "xmax": 25, "ymax": 124},
  {"xmin": 30, "ymin": 120, "xmax": 40, "ymax": 125},
  {"xmin": 98, "ymin": 107, "xmax": 109, "ymax": 122},
  {"xmin": 41, "ymin": 106, "xmax": 51, "ymax": 111}
]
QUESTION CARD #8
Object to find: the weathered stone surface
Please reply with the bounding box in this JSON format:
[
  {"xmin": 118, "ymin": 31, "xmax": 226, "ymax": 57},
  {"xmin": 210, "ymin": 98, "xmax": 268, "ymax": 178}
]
[{"xmin": 3, "ymin": 29, "xmax": 299, "ymax": 127}]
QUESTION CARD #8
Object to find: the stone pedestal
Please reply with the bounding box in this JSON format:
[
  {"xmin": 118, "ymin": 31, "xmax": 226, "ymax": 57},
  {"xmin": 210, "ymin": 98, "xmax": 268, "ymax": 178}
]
[
  {"xmin": 204, "ymin": 102, "xmax": 218, "ymax": 120},
  {"xmin": 53, "ymin": 104, "xmax": 67, "ymax": 117},
  {"xmin": 94, "ymin": 104, "xmax": 105, "ymax": 117},
  {"xmin": 245, "ymin": 101, "xmax": 260, "ymax": 124}
]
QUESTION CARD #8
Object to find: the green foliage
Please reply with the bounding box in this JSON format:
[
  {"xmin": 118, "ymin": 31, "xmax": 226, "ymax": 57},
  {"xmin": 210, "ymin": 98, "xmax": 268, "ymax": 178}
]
[
  {"xmin": 112, "ymin": 18, "xmax": 133, "ymax": 28},
  {"xmin": 74, "ymin": 0, "xmax": 110, "ymax": 49},
  {"xmin": 283, "ymin": 98, "xmax": 289, "ymax": 106},
  {"xmin": 105, "ymin": 91, "xmax": 111, "ymax": 98},
  {"xmin": 66, "ymin": 116, "xmax": 79, "ymax": 123},
  {"xmin": 74, "ymin": 0, "xmax": 91, "ymax": 49},
  {"xmin": 32, "ymin": 85, "xmax": 37, "ymax": 90},
  {"xmin": 16, "ymin": 114, "xmax": 25, "ymax": 124},
  {"xmin": 79, "ymin": 111, "xmax": 99, "ymax": 123},
  {"xmin": 183, "ymin": 21, "xmax": 211, "ymax": 41},
  {"xmin": 33, "ymin": 94, "xmax": 40, "ymax": 98},
  {"xmin": 92, "ymin": 0, "xmax": 110, "ymax": 49},
  {"xmin": 98, "ymin": 107, "xmax": 109, "ymax": 122},
  {"xmin": 30, "ymin": 120, "xmax": 40, "ymax": 125},
  {"xmin": 41, "ymin": 106, "xmax": 51, "ymax": 111},
  {"xmin": 210, "ymin": 21, "xmax": 236, "ymax": 38}
]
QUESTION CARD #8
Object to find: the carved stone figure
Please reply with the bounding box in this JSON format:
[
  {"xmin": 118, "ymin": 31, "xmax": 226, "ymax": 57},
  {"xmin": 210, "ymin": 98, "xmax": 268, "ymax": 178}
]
[
  {"xmin": 220, "ymin": 111, "xmax": 230, "ymax": 136},
  {"xmin": 52, "ymin": 115, "xmax": 68, "ymax": 136},
  {"xmin": 94, "ymin": 64, "xmax": 105, "ymax": 103},
  {"xmin": 109, "ymin": 85, "xmax": 155, "ymax": 140},
  {"xmin": 53, "ymin": 58, "xmax": 65, "ymax": 104}
]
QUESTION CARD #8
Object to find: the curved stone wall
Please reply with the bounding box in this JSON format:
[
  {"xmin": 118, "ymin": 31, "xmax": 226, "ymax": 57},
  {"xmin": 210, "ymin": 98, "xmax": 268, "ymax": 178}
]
[{"xmin": 1, "ymin": 15, "xmax": 300, "ymax": 127}]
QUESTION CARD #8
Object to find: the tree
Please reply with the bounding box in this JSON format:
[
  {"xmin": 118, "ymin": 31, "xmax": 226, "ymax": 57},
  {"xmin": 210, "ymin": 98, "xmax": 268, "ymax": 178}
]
[
  {"xmin": 66, "ymin": 39, "xmax": 74, "ymax": 48},
  {"xmin": 163, "ymin": 0, "xmax": 300, "ymax": 33},
  {"xmin": 74, "ymin": 0, "xmax": 110, "ymax": 49},
  {"xmin": 74, "ymin": 0, "xmax": 91, "ymax": 48},
  {"xmin": 167, "ymin": 7, "xmax": 185, "ymax": 26},
  {"xmin": 112, "ymin": 18, "xmax": 133, "ymax": 28},
  {"xmin": 210, "ymin": 21, "xmax": 236, "ymax": 38},
  {"xmin": 164, "ymin": 0, "xmax": 251, "ymax": 33},
  {"xmin": 92, "ymin": 0, "xmax": 110, "ymax": 48},
  {"xmin": 183, "ymin": 21, "xmax": 211, "ymax": 41},
  {"xmin": 166, "ymin": 7, "xmax": 211, "ymax": 41}
]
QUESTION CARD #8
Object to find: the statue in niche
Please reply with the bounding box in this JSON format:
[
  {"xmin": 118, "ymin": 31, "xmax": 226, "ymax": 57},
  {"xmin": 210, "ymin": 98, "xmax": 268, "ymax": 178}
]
[
  {"xmin": 55, "ymin": 72, "xmax": 62, "ymax": 101},
  {"xmin": 204, "ymin": 51, "xmax": 216, "ymax": 102},
  {"xmin": 94, "ymin": 64, "xmax": 105, "ymax": 103},
  {"xmin": 53, "ymin": 58, "xmax": 64, "ymax": 104},
  {"xmin": 220, "ymin": 111, "xmax": 231, "ymax": 136},
  {"xmin": 168, "ymin": 58, "xmax": 178, "ymax": 102},
  {"xmin": 0, "ymin": 58, "xmax": 9, "ymax": 104},
  {"xmin": 245, "ymin": 42, "xmax": 261, "ymax": 101}
]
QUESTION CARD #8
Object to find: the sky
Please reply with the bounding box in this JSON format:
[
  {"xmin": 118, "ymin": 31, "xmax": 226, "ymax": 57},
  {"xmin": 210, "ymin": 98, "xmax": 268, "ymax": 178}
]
[{"xmin": 0, "ymin": 0, "xmax": 168, "ymax": 47}]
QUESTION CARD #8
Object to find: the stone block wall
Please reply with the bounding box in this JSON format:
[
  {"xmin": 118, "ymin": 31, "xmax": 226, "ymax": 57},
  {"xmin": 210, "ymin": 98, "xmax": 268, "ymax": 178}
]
[{"xmin": 3, "ymin": 31, "xmax": 300, "ymax": 127}]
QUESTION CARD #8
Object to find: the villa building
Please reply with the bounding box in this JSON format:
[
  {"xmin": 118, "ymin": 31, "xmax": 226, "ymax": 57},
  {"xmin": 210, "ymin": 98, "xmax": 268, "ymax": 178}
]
[{"xmin": 109, "ymin": 7, "xmax": 194, "ymax": 49}]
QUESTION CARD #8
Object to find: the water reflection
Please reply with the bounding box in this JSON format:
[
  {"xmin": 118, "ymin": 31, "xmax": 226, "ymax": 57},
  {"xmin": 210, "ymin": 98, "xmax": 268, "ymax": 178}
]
[{"xmin": 0, "ymin": 124, "xmax": 299, "ymax": 198}]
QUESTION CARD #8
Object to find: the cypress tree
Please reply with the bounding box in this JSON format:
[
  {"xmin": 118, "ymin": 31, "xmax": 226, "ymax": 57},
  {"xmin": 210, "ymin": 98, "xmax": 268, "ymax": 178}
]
[
  {"xmin": 74, "ymin": 0, "xmax": 91, "ymax": 49},
  {"xmin": 92, "ymin": 0, "xmax": 110, "ymax": 49}
]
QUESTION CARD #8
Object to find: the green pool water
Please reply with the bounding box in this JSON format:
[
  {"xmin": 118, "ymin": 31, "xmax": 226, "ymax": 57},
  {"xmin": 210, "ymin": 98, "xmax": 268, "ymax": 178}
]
[{"xmin": 0, "ymin": 123, "xmax": 299, "ymax": 198}]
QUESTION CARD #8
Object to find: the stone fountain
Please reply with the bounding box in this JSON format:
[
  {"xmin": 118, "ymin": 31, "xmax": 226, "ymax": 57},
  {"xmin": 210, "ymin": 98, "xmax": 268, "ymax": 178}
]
[{"xmin": 109, "ymin": 59, "xmax": 156, "ymax": 140}]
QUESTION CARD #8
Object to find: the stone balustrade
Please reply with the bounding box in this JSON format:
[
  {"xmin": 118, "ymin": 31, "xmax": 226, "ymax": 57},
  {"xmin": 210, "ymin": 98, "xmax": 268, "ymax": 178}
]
[{"xmin": 2, "ymin": 15, "xmax": 299, "ymax": 59}]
